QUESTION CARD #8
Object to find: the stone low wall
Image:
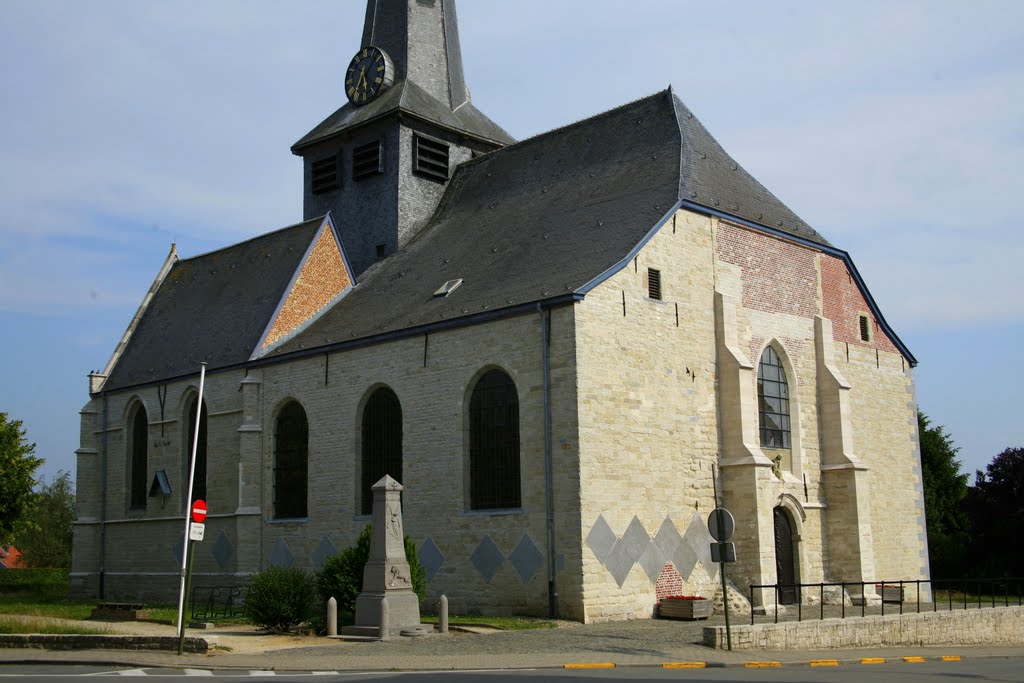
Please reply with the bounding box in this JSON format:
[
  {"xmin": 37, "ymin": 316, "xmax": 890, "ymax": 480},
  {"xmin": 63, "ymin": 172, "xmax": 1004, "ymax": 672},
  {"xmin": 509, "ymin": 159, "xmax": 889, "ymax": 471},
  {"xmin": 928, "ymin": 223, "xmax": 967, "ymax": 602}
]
[
  {"xmin": 0, "ymin": 635, "xmax": 208, "ymax": 653},
  {"xmin": 703, "ymin": 606, "xmax": 1024, "ymax": 650}
]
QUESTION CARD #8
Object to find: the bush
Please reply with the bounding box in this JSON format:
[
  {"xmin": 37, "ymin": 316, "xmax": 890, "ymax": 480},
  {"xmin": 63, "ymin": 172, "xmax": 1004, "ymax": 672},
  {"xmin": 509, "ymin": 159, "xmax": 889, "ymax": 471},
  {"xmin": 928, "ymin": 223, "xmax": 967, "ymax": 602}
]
[
  {"xmin": 317, "ymin": 524, "xmax": 427, "ymax": 614},
  {"xmin": 243, "ymin": 566, "xmax": 316, "ymax": 632}
]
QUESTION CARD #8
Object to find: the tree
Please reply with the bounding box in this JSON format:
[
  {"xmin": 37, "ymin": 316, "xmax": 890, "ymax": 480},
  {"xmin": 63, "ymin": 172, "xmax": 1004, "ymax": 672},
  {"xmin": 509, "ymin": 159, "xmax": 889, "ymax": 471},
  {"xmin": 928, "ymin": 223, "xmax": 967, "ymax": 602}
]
[
  {"xmin": 965, "ymin": 447, "xmax": 1024, "ymax": 577},
  {"xmin": 16, "ymin": 471, "xmax": 75, "ymax": 569},
  {"xmin": 0, "ymin": 412, "xmax": 43, "ymax": 545},
  {"xmin": 918, "ymin": 411, "xmax": 969, "ymax": 578}
]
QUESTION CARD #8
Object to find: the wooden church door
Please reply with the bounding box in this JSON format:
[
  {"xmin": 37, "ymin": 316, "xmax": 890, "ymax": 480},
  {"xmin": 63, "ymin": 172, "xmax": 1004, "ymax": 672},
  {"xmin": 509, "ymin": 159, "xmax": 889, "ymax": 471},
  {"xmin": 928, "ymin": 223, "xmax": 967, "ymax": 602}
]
[{"xmin": 773, "ymin": 507, "xmax": 798, "ymax": 604}]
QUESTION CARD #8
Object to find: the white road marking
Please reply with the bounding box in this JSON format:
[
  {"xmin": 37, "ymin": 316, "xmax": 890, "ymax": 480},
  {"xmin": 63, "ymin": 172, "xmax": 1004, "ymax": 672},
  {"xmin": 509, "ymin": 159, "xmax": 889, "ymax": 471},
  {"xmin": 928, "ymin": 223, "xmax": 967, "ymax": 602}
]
[
  {"xmin": 115, "ymin": 671, "xmax": 149, "ymax": 677},
  {"xmin": 182, "ymin": 670, "xmax": 214, "ymax": 677},
  {"xmin": 247, "ymin": 672, "xmax": 275, "ymax": 676}
]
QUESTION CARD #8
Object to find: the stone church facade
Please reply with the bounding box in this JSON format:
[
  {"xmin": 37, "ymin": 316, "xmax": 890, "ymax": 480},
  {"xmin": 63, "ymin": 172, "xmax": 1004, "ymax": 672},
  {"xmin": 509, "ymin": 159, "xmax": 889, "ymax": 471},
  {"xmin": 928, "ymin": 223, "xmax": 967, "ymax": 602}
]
[{"xmin": 72, "ymin": 0, "xmax": 928, "ymax": 623}]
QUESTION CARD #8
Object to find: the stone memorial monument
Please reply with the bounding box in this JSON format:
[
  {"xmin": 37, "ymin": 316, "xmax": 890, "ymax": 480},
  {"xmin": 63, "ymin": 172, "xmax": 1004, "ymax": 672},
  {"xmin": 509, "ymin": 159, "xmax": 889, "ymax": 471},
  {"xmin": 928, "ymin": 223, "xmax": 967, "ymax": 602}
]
[{"xmin": 341, "ymin": 475, "xmax": 427, "ymax": 639}]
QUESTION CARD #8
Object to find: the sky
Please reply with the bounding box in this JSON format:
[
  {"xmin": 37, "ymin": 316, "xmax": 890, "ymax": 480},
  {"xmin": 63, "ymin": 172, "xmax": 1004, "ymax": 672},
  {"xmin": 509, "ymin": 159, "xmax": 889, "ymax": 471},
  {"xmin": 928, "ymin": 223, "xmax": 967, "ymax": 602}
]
[{"xmin": 1, "ymin": 1, "xmax": 1021, "ymax": 487}]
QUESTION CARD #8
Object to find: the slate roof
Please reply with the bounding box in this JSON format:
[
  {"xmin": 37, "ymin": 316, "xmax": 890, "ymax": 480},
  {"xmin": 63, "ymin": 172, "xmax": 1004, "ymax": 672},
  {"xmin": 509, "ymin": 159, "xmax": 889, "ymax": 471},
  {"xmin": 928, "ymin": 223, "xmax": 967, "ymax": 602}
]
[
  {"xmin": 291, "ymin": 79, "xmax": 514, "ymax": 152},
  {"xmin": 272, "ymin": 90, "xmax": 826, "ymax": 357},
  {"xmin": 103, "ymin": 218, "xmax": 322, "ymax": 391}
]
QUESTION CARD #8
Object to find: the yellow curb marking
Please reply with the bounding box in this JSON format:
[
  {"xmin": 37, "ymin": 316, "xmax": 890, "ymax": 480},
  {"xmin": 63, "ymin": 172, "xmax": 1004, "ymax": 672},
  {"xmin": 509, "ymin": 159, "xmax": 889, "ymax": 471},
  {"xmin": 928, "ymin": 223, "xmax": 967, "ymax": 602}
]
[
  {"xmin": 942, "ymin": 655, "xmax": 962, "ymax": 661},
  {"xmin": 661, "ymin": 662, "xmax": 707, "ymax": 668},
  {"xmin": 745, "ymin": 661, "xmax": 782, "ymax": 668},
  {"xmin": 861, "ymin": 658, "xmax": 886, "ymax": 664},
  {"xmin": 563, "ymin": 663, "xmax": 615, "ymax": 669},
  {"xmin": 810, "ymin": 659, "xmax": 839, "ymax": 666},
  {"xmin": 903, "ymin": 656, "xmax": 926, "ymax": 663}
]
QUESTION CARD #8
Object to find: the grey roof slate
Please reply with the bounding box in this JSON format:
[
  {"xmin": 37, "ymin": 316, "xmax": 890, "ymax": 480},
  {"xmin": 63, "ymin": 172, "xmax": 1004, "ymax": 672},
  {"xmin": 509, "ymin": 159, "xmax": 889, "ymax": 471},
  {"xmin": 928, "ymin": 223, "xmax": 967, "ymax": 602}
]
[
  {"xmin": 292, "ymin": 79, "xmax": 514, "ymax": 152},
  {"xmin": 103, "ymin": 218, "xmax": 322, "ymax": 391},
  {"xmin": 274, "ymin": 90, "xmax": 826, "ymax": 356}
]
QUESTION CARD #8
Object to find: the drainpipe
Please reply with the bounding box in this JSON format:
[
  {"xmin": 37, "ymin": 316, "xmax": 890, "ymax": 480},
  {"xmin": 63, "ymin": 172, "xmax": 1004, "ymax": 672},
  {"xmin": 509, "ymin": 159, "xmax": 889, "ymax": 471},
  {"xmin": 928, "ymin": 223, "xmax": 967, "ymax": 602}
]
[
  {"xmin": 538, "ymin": 304, "xmax": 557, "ymax": 618},
  {"xmin": 99, "ymin": 391, "xmax": 109, "ymax": 599}
]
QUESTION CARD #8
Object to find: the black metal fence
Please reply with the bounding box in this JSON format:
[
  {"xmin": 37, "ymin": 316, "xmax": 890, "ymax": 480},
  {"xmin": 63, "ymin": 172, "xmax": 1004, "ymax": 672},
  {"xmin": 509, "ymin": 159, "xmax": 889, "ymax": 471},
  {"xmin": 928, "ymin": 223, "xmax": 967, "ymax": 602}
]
[
  {"xmin": 748, "ymin": 577, "xmax": 1024, "ymax": 625},
  {"xmin": 190, "ymin": 584, "xmax": 248, "ymax": 622}
]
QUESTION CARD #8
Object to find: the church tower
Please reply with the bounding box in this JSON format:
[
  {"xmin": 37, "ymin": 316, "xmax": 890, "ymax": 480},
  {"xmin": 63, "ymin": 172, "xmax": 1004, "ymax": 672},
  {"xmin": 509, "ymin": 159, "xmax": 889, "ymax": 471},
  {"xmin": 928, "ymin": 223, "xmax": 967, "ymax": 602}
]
[{"xmin": 292, "ymin": 0, "xmax": 512, "ymax": 277}]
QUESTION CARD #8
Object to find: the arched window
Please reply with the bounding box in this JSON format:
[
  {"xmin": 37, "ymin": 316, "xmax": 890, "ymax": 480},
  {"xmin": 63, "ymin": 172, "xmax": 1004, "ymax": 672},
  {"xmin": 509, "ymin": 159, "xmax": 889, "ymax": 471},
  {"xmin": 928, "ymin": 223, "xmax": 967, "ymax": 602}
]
[
  {"xmin": 360, "ymin": 387, "xmax": 402, "ymax": 515},
  {"xmin": 469, "ymin": 369, "xmax": 521, "ymax": 510},
  {"xmin": 129, "ymin": 404, "xmax": 149, "ymax": 510},
  {"xmin": 184, "ymin": 395, "xmax": 208, "ymax": 506},
  {"xmin": 274, "ymin": 401, "xmax": 308, "ymax": 519},
  {"xmin": 757, "ymin": 346, "xmax": 791, "ymax": 449}
]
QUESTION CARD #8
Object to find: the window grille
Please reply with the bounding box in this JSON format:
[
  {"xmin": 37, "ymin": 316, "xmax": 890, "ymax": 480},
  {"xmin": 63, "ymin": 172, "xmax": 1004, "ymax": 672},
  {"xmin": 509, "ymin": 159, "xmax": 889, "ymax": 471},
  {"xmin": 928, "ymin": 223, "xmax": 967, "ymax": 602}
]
[
  {"xmin": 361, "ymin": 387, "xmax": 403, "ymax": 515},
  {"xmin": 273, "ymin": 401, "xmax": 309, "ymax": 519},
  {"xmin": 353, "ymin": 140, "xmax": 383, "ymax": 181},
  {"xmin": 757, "ymin": 346, "xmax": 791, "ymax": 449},
  {"xmin": 647, "ymin": 268, "xmax": 662, "ymax": 300},
  {"xmin": 413, "ymin": 133, "xmax": 450, "ymax": 182},
  {"xmin": 469, "ymin": 369, "xmax": 521, "ymax": 510},
  {"xmin": 859, "ymin": 314, "xmax": 871, "ymax": 342},
  {"xmin": 311, "ymin": 154, "xmax": 341, "ymax": 194},
  {"xmin": 185, "ymin": 397, "xmax": 207, "ymax": 505},
  {"xmin": 129, "ymin": 406, "xmax": 149, "ymax": 510}
]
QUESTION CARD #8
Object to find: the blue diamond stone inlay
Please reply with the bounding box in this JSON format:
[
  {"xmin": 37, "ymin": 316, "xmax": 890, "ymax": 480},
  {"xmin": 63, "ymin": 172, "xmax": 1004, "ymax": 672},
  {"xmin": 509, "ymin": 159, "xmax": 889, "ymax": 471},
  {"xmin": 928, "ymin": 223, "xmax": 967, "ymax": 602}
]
[
  {"xmin": 418, "ymin": 536, "xmax": 445, "ymax": 581},
  {"xmin": 212, "ymin": 530, "xmax": 234, "ymax": 571},
  {"xmin": 312, "ymin": 536, "xmax": 337, "ymax": 567},
  {"xmin": 470, "ymin": 535, "xmax": 504, "ymax": 584},
  {"xmin": 268, "ymin": 537, "xmax": 294, "ymax": 568},
  {"xmin": 509, "ymin": 534, "xmax": 544, "ymax": 584}
]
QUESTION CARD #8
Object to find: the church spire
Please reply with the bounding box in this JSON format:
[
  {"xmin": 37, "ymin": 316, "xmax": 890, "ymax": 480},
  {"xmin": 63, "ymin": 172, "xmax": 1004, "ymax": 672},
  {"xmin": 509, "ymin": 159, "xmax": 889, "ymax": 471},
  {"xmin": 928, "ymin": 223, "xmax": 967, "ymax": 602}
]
[{"xmin": 361, "ymin": 0, "xmax": 468, "ymax": 110}]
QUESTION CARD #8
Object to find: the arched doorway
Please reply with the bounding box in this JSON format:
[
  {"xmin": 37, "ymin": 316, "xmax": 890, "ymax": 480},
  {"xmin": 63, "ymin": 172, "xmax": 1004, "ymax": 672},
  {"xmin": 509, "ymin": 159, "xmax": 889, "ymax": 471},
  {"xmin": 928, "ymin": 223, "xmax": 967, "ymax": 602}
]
[{"xmin": 773, "ymin": 507, "xmax": 798, "ymax": 604}]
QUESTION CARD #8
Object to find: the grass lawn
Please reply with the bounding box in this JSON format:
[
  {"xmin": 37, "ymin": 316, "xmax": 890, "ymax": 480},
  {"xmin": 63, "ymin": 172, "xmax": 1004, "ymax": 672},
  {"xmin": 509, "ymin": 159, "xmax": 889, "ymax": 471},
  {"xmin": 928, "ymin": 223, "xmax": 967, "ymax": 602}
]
[{"xmin": 420, "ymin": 614, "xmax": 558, "ymax": 630}]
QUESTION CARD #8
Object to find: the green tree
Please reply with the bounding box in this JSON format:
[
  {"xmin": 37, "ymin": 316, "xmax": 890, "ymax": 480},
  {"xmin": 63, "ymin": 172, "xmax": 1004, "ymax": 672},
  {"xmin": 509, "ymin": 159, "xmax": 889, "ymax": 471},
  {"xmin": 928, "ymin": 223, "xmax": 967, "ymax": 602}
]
[
  {"xmin": 965, "ymin": 447, "xmax": 1024, "ymax": 577},
  {"xmin": 0, "ymin": 413, "xmax": 43, "ymax": 545},
  {"xmin": 16, "ymin": 471, "xmax": 75, "ymax": 569},
  {"xmin": 918, "ymin": 411, "xmax": 969, "ymax": 577}
]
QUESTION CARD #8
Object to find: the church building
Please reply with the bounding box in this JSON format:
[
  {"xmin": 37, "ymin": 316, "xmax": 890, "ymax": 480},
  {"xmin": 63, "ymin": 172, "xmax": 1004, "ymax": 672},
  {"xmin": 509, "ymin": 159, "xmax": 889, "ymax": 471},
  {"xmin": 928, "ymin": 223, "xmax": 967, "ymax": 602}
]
[{"xmin": 72, "ymin": 0, "xmax": 929, "ymax": 622}]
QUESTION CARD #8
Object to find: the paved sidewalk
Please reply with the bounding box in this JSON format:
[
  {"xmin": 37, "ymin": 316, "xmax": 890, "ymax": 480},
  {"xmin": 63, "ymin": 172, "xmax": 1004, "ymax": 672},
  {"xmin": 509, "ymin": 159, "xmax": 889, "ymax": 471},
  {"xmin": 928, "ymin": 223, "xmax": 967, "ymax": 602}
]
[{"xmin": 1, "ymin": 617, "xmax": 1023, "ymax": 672}]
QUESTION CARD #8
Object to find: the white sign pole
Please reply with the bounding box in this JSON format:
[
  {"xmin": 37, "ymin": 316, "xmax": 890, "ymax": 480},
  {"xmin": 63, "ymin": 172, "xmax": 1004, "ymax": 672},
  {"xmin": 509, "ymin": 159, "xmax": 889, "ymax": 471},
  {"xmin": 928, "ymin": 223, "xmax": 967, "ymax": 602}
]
[{"xmin": 175, "ymin": 362, "xmax": 207, "ymax": 637}]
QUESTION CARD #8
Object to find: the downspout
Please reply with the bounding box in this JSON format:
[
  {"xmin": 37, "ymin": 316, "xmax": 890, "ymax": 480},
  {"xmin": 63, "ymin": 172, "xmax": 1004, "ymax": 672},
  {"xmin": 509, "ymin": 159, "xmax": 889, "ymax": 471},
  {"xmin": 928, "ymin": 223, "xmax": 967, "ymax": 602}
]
[
  {"xmin": 99, "ymin": 392, "xmax": 108, "ymax": 599},
  {"xmin": 538, "ymin": 303, "xmax": 557, "ymax": 618}
]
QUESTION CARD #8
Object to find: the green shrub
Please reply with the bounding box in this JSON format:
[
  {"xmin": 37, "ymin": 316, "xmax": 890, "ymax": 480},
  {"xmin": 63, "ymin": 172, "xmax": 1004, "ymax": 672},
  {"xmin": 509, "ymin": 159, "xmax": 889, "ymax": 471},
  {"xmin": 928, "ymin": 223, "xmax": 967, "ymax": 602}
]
[
  {"xmin": 243, "ymin": 566, "xmax": 316, "ymax": 632},
  {"xmin": 317, "ymin": 524, "xmax": 427, "ymax": 614}
]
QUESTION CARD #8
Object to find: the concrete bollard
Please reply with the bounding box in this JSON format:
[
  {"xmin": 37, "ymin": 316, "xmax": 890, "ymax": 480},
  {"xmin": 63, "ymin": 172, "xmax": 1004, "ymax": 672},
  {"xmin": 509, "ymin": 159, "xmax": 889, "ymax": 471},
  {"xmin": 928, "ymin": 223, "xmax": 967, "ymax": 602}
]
[
  {"xmin": 380, "ymin": 596, "xmax": 391, "ymax": 641},
  {"xmin": 327, "ymin": 597, "xmax": 337, "ymax": 637},
  {"xmin": 439, "ymin": 594, "xmax": 449, "ymax": 634}
]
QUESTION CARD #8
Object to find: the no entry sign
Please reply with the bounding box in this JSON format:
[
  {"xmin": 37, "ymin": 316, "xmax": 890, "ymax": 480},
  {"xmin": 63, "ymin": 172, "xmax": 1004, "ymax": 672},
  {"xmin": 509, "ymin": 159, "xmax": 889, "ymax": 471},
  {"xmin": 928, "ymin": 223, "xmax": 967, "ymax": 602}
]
[{"xmin": 191, "ymin": 499, "xmax": 207, "ymax": 523}]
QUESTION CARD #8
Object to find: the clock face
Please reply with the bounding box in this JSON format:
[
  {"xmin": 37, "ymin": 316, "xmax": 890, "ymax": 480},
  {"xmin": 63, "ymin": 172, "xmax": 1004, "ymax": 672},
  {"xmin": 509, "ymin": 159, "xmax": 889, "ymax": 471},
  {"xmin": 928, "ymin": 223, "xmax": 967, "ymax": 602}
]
[{"xmin": 345, "ymin": 46, "xmax": 393, "ymax": 106}]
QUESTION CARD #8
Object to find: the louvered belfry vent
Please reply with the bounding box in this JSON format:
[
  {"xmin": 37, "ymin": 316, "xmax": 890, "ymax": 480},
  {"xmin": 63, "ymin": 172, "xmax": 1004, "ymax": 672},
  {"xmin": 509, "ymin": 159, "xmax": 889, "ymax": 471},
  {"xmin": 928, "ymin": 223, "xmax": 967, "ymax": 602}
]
[
  {"xmin": 311, "ymin": 154, "xmax": 340, "ymax": 194},
  {"xmin": 859, "ymin": 314, "xmax": 871, "ymax": 342},
  {"xmin": 352, "ymin": 140, "xmax": 383, "ymax": 181},
  {"xmin": 647, "ymin": 268, "xmax": 662, "ymax": 301},
  {"xmin": 413, "ymin": 133, "xmax": 450, "ymax": 182}
]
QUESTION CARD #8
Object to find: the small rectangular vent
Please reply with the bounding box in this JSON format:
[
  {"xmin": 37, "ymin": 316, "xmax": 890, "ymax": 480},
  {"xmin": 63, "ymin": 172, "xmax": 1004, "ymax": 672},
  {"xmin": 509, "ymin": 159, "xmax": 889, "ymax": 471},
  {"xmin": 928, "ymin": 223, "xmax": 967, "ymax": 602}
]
[
  {"xmin": 859, "ymin": 314, "xmax": 871, "ymax": 342},
  {"xmin": 414, "ymin": 133, "xmax": 449, "ymax": 182},
  {"xmin": 311, "ymin": 154, "xmax": 340, "ymax": 194},
  {"xmin": 353, "ymin": 140, "xmax": 383, "ymax": 181},
  {"xmin": 647, "ymin": 268, "xmax": 662, "ymax": 301}
]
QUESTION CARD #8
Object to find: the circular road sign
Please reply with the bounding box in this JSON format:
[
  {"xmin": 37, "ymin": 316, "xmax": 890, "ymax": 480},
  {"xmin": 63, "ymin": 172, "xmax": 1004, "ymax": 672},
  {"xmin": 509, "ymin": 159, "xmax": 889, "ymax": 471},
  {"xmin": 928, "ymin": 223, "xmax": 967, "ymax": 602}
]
[
  {"xmin": 191, "ymin": 499, "xmax": 207, "ymax": 524},
  {"xmin": 707, "ymin": 508, "xmax": 735, "ymax": 542}
]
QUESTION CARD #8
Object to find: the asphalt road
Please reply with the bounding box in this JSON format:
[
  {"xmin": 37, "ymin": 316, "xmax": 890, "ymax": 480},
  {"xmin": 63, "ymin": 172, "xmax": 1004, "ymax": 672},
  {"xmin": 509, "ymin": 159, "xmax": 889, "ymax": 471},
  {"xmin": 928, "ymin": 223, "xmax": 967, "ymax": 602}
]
[{"xmin": 0, "ymin": 659, "xmax": 1022, "ymax": 682}]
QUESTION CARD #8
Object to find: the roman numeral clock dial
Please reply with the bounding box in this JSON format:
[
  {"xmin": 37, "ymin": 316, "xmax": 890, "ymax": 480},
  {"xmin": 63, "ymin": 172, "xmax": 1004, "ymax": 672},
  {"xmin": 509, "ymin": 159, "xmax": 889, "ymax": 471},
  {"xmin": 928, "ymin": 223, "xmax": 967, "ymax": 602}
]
[{"xmin": 345, "ymin": 46, "xmax": 394, "ymax": 106}]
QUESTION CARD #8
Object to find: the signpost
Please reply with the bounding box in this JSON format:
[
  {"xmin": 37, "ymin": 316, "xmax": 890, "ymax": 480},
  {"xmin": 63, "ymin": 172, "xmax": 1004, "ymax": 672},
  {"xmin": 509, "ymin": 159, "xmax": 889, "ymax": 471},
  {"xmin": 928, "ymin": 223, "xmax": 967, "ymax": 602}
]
[
  {"xmin": 709, "ymin": 465, "xmax": 735, "ymax": 651},
  {"xmin": 176, "ymin": 363, "xmax": 207, "ymax": 656}
]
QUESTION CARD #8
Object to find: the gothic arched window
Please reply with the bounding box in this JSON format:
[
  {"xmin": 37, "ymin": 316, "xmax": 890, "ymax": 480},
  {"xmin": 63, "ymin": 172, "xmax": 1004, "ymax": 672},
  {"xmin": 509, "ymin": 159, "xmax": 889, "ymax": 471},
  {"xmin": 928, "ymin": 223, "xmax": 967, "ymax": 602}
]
[
  {"xmin": 360, "ymin": 387, "xmax": 402, "ymax": 515},
  {"xmin": 274, "ymin": 401, "xmax": 309, "ymax": 519},
  {"xmin": 184, "ymin": 395, "xmax": 208, "ymax": 506},
  {"xmin": 757, "ymin": 346, "xmax": 791, "ymax": 449},
  {"xmin": 469, "ymin": 369, "xmax": 521, "ymax": 510},
  {"xmin": 129, "ymin": 404, "xmax": 149, "ymax": 510}
]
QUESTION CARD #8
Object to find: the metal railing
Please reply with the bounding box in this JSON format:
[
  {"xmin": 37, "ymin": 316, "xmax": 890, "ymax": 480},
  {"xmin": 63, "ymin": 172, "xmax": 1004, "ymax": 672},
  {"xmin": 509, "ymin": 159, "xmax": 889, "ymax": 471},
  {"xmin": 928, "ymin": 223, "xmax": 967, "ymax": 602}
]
[
  {"xmin": 748, "ymin": 577, "xmax": 1023, "ymax": 625},
  {"xmin": 190, "ymin": 584, "xmax": 248, "ymax": 622}
]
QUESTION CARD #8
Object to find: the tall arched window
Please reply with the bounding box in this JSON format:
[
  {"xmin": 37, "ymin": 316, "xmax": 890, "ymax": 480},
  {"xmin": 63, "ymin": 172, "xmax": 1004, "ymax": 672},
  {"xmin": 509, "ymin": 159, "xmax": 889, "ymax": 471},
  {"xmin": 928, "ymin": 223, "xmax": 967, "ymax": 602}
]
[
  {"xmin": 469, "ymin": 369, "xmax": 521, "ymax": 510},
  {"xmin": 129, "ymin": 404, "xmax": 149, "ymax": 510},
  {"xmin": 757, "ymin": 346, "xmax": 791, "ymax": 449},
  {"xmin": 184, "ymin": 395, "xmax": 208, "ymax": 506},
  {"xmin": 274, "ymin": 401, "xmax": 308, "ymax": 519},
  {"xmin": 361, "ymin": 387, "xmax": 402, "ymax": 515}
]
